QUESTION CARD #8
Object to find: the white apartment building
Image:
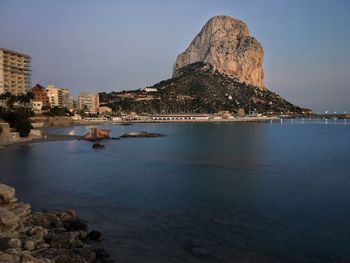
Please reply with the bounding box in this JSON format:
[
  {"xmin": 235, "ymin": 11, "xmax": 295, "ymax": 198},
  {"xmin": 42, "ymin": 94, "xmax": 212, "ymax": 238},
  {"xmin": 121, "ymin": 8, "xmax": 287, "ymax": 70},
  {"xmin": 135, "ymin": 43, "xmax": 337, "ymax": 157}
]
[
  {"xmin": 46, "ymin": 85, "xmax": 72, "ymax": 108},
  {"xmin": 0, "ymin": 47, "xmax": 32, "ymax": 95},
  {"xmin": 77, "ymin": 92, "xmax": 99, "ymax": 113}
]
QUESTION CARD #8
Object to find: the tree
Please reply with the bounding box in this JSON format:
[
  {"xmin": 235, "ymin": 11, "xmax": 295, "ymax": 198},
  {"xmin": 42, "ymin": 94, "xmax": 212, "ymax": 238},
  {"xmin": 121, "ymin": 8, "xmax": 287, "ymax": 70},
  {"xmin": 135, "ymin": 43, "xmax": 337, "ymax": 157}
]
[
  {"xmin": 41, "ymin": 104, "xmax": 51, "ymax": 111},
  {"xmin": 17, "ymin": 92, "xmax": 33, "ymax": 106},
  {"xmin": 0, "ymin": 93, "xmax": 6, "ymax": 108},
  {"xmin": 44, "ymin": 106, "xmax": 72, "ymax": 117},
  {"xmin": 1, "ymin": 92, "xmax": 16, "ymax": 109}
]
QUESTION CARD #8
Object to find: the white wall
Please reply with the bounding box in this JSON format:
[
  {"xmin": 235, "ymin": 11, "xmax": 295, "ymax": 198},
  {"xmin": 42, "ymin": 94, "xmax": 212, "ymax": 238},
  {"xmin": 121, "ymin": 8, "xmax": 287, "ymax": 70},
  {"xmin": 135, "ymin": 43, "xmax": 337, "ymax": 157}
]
[{"xmin": 0, "ymin": 50, "xmax": 4, "ymax": 94}]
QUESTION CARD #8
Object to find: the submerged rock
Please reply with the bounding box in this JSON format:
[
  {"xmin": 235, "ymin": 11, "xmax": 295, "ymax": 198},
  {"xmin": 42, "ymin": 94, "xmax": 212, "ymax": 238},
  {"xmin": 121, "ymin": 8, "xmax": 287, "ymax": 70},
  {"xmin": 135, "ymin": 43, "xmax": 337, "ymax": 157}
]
[
  {"xmin": 88, "ymin": 230, "xmax": 104, "ymax": 241},
  {"xmin": 187, "ymin": 239, "xmax": 212, "ymax": 258},
  {"xmin": 191, "ymin": 246, "xmax": 211, "ymax": 257},
  {"xmin": 95, "ymin": 248, "xmax": 112, "ymax": 262},
  {"xmin": 92, "ymin": 143, "xmax": 105, "ymax": 149}
]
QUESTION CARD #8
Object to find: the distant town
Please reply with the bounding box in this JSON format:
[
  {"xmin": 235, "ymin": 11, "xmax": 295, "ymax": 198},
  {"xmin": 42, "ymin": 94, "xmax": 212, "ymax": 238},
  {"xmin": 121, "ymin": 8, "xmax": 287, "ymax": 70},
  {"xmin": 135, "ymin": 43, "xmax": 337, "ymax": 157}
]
[
  {"xmin": 0, "ymin": 48, "xmax": 100, "ymax": 116},
  {"xmin": 0, "ymin": 46, "xmax": 349, "ymax": 146},
  {"xmin": 0, "ymin": 47, "xmax": 280, "ymax": 122}
]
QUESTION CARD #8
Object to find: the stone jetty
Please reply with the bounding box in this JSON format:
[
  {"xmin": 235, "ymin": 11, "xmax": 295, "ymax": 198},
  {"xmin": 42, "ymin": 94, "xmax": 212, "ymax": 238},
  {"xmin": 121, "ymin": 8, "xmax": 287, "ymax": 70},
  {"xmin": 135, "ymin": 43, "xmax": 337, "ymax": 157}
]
[
  {"xmin": 0, "ymin": 183, "xmax": 111, "ymax": 263},
  {"xmin": 120, "ymin": 131, "xmax": 164, "ymax": 138}
]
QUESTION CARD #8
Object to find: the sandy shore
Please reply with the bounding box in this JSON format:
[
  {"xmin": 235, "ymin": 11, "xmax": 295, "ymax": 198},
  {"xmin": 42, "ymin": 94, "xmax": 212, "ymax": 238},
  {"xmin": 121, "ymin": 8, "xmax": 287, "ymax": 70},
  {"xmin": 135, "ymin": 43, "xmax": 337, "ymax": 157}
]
[
  {"xmin": 1, "ymin": 116, "xmax": 280, "ymax": 149},
  {"xmin": 0, "ymin": 133, "xmax": 79, "ymax": 149}
]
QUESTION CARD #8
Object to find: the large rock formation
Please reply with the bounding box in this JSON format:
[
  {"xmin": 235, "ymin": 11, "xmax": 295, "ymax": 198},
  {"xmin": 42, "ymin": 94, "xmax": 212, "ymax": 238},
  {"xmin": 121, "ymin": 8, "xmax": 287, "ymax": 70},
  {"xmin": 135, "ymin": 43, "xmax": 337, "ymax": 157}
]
[
  {"xmin": 101, "ymin": 15, "xmax": 309, "ymax": 115},
  {"xmin": 173, "ymin": 15, "xmax": 265, "ymax": 90}
]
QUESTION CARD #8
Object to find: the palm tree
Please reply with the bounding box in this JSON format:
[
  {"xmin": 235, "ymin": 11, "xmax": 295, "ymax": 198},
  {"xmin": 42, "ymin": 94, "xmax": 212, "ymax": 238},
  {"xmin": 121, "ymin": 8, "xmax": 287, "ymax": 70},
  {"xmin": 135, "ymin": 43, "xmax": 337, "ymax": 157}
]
[
  {"xmin": 0, "ymin": 92, "xmax": 15, "ymax": 109},
  {"xmin": 0, "ymin": 93, "xmax": 6, "ymax": 108}
]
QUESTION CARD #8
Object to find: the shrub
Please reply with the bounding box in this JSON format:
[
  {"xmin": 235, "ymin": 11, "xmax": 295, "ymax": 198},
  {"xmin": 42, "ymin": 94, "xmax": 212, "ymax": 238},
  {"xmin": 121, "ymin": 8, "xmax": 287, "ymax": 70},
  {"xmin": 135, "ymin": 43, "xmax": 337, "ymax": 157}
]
[
  {"xmin": 0, "ymin": 111, "xmax": 33, "ymax": 137},
  {"xmin": 44, "ymin": 107, "xmax": 72, "ymax": 116}
]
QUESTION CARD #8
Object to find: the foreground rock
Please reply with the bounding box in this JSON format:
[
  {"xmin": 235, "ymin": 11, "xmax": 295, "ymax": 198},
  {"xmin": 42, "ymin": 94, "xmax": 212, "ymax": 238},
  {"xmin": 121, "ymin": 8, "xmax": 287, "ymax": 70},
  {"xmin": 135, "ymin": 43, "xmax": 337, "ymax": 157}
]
[
  {"xmin": 120, "ymin": 131, "xmax": 164, "ymax": 138},
  {"xmin": 173, "ymin": 15, "xmax": 265, "ymax": 90},
  {"xmin": 0, "ymin": 183, "xmax": 112, "ymax": 263}
]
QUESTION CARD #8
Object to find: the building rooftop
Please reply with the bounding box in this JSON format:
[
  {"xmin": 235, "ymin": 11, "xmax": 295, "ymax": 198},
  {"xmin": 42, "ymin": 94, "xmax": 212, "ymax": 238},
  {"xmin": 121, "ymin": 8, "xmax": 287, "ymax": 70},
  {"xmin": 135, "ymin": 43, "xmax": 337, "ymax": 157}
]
[{"xmin": 0, "ymin": 47, "xmax": 31, "ymax": 58}]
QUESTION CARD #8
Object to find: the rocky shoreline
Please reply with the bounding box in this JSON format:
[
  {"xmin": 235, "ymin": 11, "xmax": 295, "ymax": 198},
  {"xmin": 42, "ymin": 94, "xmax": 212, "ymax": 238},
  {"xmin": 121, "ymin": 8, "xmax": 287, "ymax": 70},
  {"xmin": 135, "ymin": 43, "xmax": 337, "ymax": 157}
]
[{"xmin": 0, "ymin": 184, "xmax": 112, "ymax": 263}]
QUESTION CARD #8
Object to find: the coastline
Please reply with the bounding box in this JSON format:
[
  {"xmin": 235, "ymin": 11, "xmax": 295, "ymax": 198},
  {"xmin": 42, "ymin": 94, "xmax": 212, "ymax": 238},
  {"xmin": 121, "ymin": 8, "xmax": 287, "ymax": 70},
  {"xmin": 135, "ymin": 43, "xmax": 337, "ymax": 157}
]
[
  {"xmin": 3, "ymin": 115, "xmax": 345, "ymax": 148},
  {"xmin": 1, "ymin": 116, "xmax": 280, "ymax": 148},
  {"xmin": 0, "ymin": 133, "xmax": 79, "ymax": 149}
]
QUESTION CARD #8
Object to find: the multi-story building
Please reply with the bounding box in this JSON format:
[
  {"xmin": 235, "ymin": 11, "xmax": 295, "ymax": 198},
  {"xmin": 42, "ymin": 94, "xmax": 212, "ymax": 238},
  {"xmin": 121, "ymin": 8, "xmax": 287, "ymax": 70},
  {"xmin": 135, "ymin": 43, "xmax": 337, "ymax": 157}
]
[
  {"xmin": 32, "ymin": 84, "xmax": 49, "ymax": 105},
  {"xmin": 46, "ymin": 85, "xmax": 72, "ymax": 108},
  {"xmin": 0, "ymin": 47, "xmax": 32, "ymax": 95},
  {"xmin": 61, "ymin": 88, "xmax": 73, "ymax": 110},
  {"xmin": 77, "ymin": 92, "xmax": 99, "ymax": 113},
  {"xmin": 46, "ymin": 85, "xmax": 60, "ymax": 107}
]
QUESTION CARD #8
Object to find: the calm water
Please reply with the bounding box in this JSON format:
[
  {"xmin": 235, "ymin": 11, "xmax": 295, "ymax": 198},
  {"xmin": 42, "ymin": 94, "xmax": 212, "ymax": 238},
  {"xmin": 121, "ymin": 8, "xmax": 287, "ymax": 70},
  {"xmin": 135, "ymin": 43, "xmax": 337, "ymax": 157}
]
[{"xmin": 1, "ymin": 120, "xmax": 350, "ymax": 262}]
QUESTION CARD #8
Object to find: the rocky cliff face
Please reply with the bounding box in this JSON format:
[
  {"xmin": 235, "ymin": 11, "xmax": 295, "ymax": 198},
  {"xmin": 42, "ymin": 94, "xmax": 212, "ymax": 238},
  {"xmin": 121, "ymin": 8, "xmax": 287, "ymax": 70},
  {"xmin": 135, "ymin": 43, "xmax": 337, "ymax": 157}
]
[{"xmin": 173, "ymin": 16, "xmax": 265, "ymax": 90}]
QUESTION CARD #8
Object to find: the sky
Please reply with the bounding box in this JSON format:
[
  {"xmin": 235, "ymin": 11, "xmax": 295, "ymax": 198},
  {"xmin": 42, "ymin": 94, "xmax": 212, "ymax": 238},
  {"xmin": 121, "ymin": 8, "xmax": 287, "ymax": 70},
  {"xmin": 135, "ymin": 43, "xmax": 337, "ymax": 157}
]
[{"xmin": 0, "ymin": 0, "xmax": 349, "ymax": 112}]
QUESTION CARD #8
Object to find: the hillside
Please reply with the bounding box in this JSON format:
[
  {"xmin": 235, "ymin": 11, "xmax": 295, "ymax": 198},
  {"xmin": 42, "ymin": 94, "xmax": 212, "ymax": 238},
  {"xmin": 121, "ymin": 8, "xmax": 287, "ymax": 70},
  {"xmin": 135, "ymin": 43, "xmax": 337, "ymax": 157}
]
[{"xmin": 99, "ymin": 63, "xmax": 308, "ymax": 115}]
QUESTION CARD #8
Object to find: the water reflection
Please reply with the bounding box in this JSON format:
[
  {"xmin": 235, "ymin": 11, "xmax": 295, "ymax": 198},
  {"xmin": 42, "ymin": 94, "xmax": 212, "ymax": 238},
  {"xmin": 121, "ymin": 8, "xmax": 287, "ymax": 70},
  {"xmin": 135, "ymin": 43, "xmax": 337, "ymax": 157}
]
[{"xmin": 1, "ymin": 121, "xmax": 350, "ymax": 262}]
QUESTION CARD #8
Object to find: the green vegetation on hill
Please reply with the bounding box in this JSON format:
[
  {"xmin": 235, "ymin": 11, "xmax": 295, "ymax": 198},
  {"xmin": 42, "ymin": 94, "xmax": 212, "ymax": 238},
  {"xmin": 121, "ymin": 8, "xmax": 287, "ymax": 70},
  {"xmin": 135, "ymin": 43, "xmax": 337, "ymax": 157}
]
[{"xmin": 100, "ymin": 63, "xmax": 309, "ymax": 115}]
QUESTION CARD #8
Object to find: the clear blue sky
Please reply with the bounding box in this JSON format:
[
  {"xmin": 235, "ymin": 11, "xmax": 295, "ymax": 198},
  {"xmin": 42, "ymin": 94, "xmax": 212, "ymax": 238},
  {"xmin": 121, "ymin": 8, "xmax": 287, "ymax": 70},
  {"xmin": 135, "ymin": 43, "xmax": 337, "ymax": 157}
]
[{"xmin": 0, "ymin": 0, "xmax": 349, "ymax": 112}]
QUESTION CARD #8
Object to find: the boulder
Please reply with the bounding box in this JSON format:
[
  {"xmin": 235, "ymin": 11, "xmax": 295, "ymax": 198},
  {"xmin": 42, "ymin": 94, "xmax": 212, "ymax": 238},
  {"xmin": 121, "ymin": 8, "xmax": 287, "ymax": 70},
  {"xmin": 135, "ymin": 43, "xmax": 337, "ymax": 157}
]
[
  {"xmin": 7, "ymin": 238, "xmax": 21, "ymax": 249},
  {"xmin": 83, "ymin": 128, "xmax": 110, "ymax": 141},
  {"xmin": 0, "ymin": 237, "xmax": 10, "ymax": 250},
  {"xmin": 24, "ymin": 240, "xmax": 35, "ymax": 251},
  {"xmin": 60, "ymin": 209, "xmax": 77, "ymax": 223},
  {"xmin": 0, "ymin": 208, "xmax": 19, "ymax": 229},
  {"xmin": 69, "ymin": 239, "xmax": 83, "ymax": 248},
  {"xmin": 95, "ymin": 248, "xmax": 111, "ymax": 262},
  {"xmin": 87, "ymin": 230, "xmax": 104, "ymax": 241},
  {"xmin": 0, "ymin": 252, "xmax": 20, "ymax": 263},
  {"xmin": 0, "ymin": 184, "xmax": 17, "ymax": 204},
  {"xmin": 73, "ymin": 245, "xmax": 96, "ymax": 262},
  {"xmin": 10, "ymin": 202, "xmax": 31, "ymax": 218}
]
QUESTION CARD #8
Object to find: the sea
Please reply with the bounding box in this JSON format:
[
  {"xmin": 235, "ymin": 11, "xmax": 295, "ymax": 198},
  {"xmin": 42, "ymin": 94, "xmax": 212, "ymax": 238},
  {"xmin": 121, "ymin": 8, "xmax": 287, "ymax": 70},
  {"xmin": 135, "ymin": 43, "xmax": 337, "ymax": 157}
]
[{"xmin": 0, "ymin": 119, "xmax": 349, "ymax": 263}]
